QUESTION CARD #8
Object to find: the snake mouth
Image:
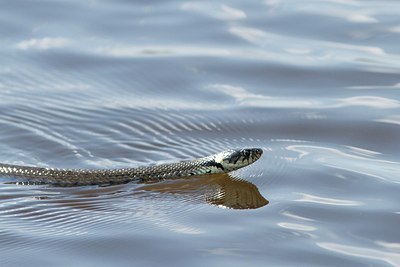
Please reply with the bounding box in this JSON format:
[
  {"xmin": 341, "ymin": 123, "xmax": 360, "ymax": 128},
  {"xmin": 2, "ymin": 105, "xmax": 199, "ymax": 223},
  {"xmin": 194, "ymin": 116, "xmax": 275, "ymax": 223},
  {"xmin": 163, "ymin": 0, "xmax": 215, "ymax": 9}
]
[
  {"xmin": 250, "ymin": 148, "xmax": 263, "ymax": 163},
  {"xmin": 254, "ymin": 148, "xmax": 263, "ymax": 158}
]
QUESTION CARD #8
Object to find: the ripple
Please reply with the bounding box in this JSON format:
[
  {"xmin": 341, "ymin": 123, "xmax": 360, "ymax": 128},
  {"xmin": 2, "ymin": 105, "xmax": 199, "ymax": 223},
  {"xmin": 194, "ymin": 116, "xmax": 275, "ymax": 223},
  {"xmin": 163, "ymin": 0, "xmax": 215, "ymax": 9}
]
[
  {"xmin": 277, "ymin": 222, "xmax": 316, "ymax": 232},
  {"xmin": 0, "ymin": 185, "xmax": 198, "ymax": 238},
  {"xmin": 16, "ymin": 37, "xmax": 71, "ymax": 50},
  {"xmin": 317, "ymin": 242, "xmax": 400, "ymax": 267},
  {"xmin": 181, "ymin": 3, "xmax": 246, "ymax": 21},
  {"xmin": 294, "ymin": 193, "xmax": 363, "ymax": 207},
  {"xmin": 286, "ymin": 144, "xmax": 400, "ymax": 183},
  {"xmin": 281, "ymin": 210, "xmax": 315, "ymax": 222},
  {"xmin": 1, "ymin": 0, "xmax": 400, "ymax": 266}
]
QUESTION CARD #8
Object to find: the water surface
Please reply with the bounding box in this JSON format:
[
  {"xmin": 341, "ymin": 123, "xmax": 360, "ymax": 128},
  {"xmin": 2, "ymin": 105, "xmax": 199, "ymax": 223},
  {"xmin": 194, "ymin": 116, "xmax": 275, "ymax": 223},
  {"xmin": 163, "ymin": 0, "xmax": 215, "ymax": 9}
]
[{"xmin": 1, "ymin": 1, "xmax": 400, "ymax": 266}]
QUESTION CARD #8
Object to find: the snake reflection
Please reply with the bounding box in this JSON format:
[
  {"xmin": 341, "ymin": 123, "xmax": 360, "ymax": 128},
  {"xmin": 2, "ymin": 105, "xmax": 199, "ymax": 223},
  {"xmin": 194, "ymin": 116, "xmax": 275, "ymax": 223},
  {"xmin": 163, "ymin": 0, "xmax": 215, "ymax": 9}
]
[
  {"xmin": 137, "ymin": 173, "xmax": 268, "ymax": 209},
  {"xmin": 35, "ymin": 173, "xmax": 268, "ymax": 210}
]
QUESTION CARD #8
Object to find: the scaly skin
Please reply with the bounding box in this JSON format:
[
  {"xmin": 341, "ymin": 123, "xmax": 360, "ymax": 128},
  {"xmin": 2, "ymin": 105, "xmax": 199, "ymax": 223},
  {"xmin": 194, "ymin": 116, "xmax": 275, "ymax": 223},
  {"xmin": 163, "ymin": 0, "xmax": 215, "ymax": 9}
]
[{"xmin": 0, "ymin": 148, "xmax": 263, "ymax": 186}]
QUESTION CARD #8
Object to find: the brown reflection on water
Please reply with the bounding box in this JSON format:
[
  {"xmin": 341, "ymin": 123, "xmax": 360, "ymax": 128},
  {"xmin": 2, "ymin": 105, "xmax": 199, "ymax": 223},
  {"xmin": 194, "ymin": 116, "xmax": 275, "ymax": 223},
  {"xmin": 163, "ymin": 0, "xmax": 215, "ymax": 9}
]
[
  {"xmin": 137, "ymin": 174, "xmax": 269, "ymax": 209},
  {"xmin": 31, "ymin": 174, "xmax": 268, "ymax": 213}
]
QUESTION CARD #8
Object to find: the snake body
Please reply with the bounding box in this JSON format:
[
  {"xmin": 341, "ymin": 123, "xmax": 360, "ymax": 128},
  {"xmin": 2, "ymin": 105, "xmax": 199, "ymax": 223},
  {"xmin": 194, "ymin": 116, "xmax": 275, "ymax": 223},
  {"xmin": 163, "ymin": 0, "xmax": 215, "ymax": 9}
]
[{"xmin": 0, "ymin": 148, "xmax": 263, "ymax": 186}]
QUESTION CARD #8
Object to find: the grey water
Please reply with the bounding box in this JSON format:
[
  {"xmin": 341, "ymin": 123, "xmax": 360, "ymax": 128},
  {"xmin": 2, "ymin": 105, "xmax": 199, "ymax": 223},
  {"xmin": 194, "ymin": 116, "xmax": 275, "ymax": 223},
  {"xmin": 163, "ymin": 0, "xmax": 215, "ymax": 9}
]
[{"xmin": 1, "ymin": 1, "xmax": 400, "ymax": 266}]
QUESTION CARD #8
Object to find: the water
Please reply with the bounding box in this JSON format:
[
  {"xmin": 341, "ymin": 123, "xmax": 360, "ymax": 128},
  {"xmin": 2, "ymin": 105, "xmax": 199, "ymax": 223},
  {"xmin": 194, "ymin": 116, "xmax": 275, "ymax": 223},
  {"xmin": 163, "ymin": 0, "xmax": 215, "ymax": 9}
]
[{"xmin": 1, "ymin": 0, "xmax": 400, "ymax": 266}]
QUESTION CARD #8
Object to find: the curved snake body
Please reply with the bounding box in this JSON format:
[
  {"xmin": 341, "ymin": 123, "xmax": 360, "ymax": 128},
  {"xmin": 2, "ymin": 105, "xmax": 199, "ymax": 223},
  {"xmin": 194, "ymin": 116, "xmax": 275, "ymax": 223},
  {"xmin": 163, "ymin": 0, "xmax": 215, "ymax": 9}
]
[{"xmin": 0, "ymin": 148, "xmax": 263, "ymax": 186}]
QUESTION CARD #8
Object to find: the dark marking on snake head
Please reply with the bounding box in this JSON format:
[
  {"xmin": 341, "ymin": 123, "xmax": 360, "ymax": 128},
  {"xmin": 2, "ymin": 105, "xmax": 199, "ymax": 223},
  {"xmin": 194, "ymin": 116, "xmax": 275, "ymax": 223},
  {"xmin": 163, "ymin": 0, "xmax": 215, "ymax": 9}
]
[{"xmin": 228, "ymin": 151, "xmax": 242, "ymax": 164}]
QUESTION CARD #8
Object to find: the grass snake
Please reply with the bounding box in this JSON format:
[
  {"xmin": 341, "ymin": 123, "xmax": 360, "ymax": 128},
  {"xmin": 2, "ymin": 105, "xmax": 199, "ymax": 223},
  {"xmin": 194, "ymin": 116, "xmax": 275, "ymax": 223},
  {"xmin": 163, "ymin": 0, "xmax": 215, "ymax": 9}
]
[{"xmin": 0, "ymin": 148, "xmax": 263, "ymax": 186}]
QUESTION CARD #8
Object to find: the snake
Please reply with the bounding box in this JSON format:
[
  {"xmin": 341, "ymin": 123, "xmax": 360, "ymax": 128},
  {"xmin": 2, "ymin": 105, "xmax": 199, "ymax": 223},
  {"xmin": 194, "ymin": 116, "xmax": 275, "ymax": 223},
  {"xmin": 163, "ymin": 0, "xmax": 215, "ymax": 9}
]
[{"xmin": 0, "ymin": 148, "xmax": 263, "ymax": 186}]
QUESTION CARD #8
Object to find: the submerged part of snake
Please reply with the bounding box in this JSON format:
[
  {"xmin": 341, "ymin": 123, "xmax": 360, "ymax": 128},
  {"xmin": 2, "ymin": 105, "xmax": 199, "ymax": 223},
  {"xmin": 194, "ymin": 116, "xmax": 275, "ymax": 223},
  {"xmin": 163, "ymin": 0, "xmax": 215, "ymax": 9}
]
[{"xmin": 0, "ymin": 148, "xmax": 263, "ymax": 186}]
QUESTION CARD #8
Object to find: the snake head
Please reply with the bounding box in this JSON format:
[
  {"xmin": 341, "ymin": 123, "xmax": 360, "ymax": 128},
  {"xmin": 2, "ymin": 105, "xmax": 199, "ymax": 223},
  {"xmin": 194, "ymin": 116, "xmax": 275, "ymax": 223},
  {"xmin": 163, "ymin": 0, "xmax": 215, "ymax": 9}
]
[{"xmin": 215, "ymin": 148, "xmax": 263, "ymax": 171}]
